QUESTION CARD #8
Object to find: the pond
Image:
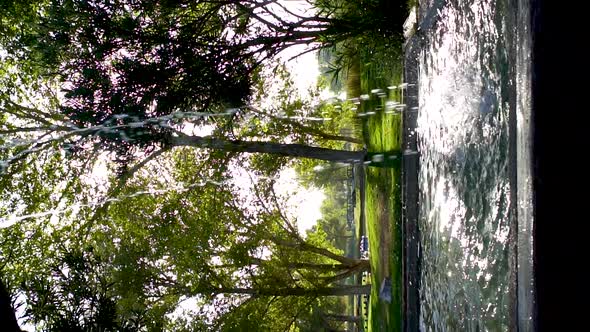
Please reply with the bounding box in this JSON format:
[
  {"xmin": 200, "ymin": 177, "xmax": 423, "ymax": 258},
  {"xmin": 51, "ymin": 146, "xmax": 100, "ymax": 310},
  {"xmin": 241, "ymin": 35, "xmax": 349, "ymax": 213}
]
[{"xmin": 404, "ymin": 0, "xmax": 535, "ymax": 330}]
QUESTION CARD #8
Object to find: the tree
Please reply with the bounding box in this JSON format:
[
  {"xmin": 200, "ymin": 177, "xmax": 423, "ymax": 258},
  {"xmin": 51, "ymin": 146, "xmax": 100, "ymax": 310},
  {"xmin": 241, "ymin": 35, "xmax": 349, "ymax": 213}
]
[
  {"xmin": 1, "ymin": 2, "xmax": 404, "ymax": 234},
  {"xmin": 20, "ymin": 249, "xmax": 149, "ymax": 331},
  {"xmin": 1, "ymin": 147, "xmax": 370, "ymax": 329},
  {"xmin": 0, "ymin": 278, "xmax": 22, "ymax": 332},
  {"xmin": 1, "ymin": 0, "xmax": 404, "ymax": 168}
]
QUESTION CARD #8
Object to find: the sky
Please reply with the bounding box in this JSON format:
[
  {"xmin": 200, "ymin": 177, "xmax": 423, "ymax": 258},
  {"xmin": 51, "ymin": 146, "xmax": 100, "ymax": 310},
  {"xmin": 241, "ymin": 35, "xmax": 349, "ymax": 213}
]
[
  {"xmin": 231, "ymin": 42, "xmax": 325, "ymax": 235},
  {"xmin": 274, "ymin": 168, "xmax": 325, "ymax": 234},
  {"xmin": 263, "ymin": 0, "xmax": 326, "ymax": 235},
  {"xmin": 274, "ymin": 5, "xmax": 326, "ymax": 234}
]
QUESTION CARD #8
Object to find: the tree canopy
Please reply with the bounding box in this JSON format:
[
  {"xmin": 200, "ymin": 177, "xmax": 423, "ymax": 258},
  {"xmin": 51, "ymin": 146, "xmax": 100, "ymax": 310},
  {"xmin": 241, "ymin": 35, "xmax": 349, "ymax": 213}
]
[
  {"xmin": 1, "ymin": 0, "xmax": 402, "ymax": 163},
  {"xmin": 1, "ymin": 150, "xmax": 369, "ymax": 330}
]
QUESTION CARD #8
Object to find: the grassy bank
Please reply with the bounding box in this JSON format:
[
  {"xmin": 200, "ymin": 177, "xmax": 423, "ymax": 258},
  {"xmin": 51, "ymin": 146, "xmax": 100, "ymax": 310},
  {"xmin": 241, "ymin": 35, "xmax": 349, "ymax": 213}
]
[
  {"xmin": 358, "ymin": 46, "xmax": 404, "ymax": 332},
  {"xmin": 315, "ymin": 1, "xmax": 410, "ymax": 330}
]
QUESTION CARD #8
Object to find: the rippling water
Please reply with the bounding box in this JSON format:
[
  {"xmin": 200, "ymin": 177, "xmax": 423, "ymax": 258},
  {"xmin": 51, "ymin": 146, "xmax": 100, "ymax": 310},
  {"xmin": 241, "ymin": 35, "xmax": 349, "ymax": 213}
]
[{"xmin": 416, "ymin": 0, "xmax": 517, "ymax": 330}]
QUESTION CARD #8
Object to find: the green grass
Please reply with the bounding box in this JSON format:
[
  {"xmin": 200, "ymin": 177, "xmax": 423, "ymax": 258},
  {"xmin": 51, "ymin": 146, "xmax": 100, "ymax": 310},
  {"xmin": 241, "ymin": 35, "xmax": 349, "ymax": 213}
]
[
  {"xmin": 360, "ymin": 52, "xmax": 403, "ymax": 332},
  {"xmin": 328, "ymin": 1, "xmax": 411, "ymax": 329}
]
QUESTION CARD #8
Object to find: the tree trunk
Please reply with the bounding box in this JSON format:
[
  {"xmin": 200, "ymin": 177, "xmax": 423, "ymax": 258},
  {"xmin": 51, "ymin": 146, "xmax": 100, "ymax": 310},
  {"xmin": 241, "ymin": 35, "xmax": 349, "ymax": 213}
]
[
  {"xmin": 169, "ymin": 135, "xmax": 366, "ymax": 162},
  {"xmin": 346, "ymin": 49, "xmax": 361, "ymax": 99},
  {"xmin": 275, "ymin": 116, "xmax": 363, "ymax": 144},
  {"xmin": 235, "ymin": 259, "xmax": 369, "ymax": 273},
  {"xmin": 215, "ymin": 284, "xmax": 371, "ymax": 297},
  {"xmin": 323, "ymin": 313, "xmax": 361, "ymax": 323},
  {"xmin": 287, "ymin": 262, "xmax": 365, "ymax": 271},
  {"xmin": 272, "ymin": 238, "xmax": 368, "ymax": 268},
  {"xmin": 296, "ymin": 242, "xmax": 369, "ymax": 270},
  {"xmin": 0, "ymin": 279, "xmax": 22, "ymax": 332},
  {"xmin": 319, "ymin": 261, "xmax": 370, "ymax": 284}
]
